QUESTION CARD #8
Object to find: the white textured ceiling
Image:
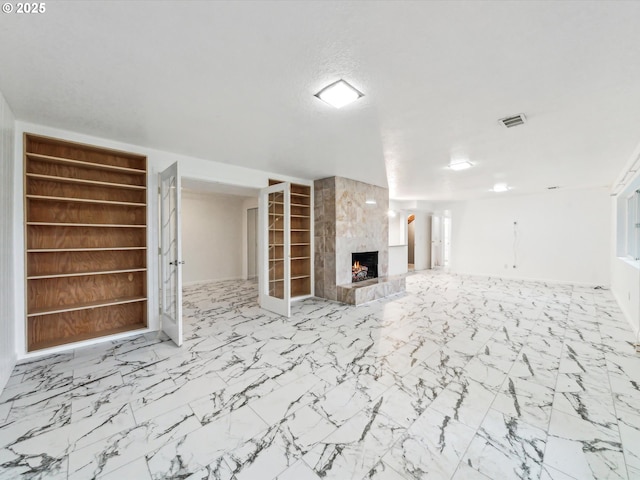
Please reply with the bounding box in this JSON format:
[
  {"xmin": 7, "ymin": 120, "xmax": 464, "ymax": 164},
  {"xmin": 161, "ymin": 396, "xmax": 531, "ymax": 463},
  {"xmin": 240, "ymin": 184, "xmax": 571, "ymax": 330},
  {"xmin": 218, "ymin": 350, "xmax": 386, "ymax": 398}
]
[{"xmin": 2, "ymin": 1, "xmax": 640, "ymax": 200}]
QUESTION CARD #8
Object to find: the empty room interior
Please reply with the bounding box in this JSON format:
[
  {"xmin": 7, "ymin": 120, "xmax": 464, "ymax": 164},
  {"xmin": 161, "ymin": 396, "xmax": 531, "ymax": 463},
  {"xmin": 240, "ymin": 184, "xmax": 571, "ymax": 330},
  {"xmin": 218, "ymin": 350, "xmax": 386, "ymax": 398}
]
[{"xmin": 1, "ymin": 1, "xmax": 640, "ymax": 479}]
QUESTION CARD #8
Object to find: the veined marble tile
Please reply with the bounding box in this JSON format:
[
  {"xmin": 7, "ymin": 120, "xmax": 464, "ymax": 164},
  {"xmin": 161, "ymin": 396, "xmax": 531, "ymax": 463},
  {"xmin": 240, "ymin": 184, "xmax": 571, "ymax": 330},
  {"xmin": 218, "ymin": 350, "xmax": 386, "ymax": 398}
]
[
  {"xmin": 98, "ymin": 457, "xmax": 152, "ymax": 480},
  {"xmin": 4, "ymin": 373, "xmax": 24, "ymax": 389},
  {"xmin": 310, "ymin": 377, "xmax": 386, "ymax": 428},
  {"xmin": 616, "ymin": 410, "xmax": 640, "ymax": 471},
  {"xmin": 382, "ymin": 338, "xmax": 440, "ymax": 376},
  {"xmin": 146, "ymin": 405, "xmax": 267, "ymax": 479},
  {"xmin": 555, "ymin": 369, "xmax": 611, "ymax": 395},
  {"xmin": 365, "ymin": 460, "xmax": 410, "ymax": 479},
  {"xmin": 189, "ymin": 373, "xmax": 279, "ymax": 426},
  {"xmin": 383, "ymin": 405, "xmax": 475, "ymax": 479},
  {"xmin": 0, "ymin": 401, "xmax": 10, "ymax": 425},
  {"xmin": 540, "ymin": 463, "xmax": 578, "ymax": 480},
  {"xmin": 544, "ymin": 409, "xmax": 626, "ymax": 480},
  {"xmin": 410, "ymin": 346, "xmax": 472, "ymax": 390},
  {"xmin": 250, "ymin": 374, "xmax": 330, "ymax": 426},
  {"xmin": 464, "ymin": 408, "xmax": 547, "ymax": 480},
  {"xmin": 428, "ymin": 378, "xmax": 496, "ymax": 430},
  {"xmin": 276, "ymin": 459, "xmax": 322, "ymax": 480},
  {"xmin": 5, "ymin": 382, "xmax": 73, "ymax": 423},
  {"xmin": 183, "ymin": 457, "xmax": 234, "ymax": 480},
  {"xmin": 2, "ymin": 403, "xmax": 133, "ymax": 476},
  {"xmin": 304, "ymin": 398, "xmax": 404, "ymax": 480},
  {"xmin": 131, "ymin": 370, "xmax": 226, "ymax": 424},
  {"xmin": 605, "ymin": 353, "xmax": 640, "ymax": 389},
  {"xmin": 510, "ymin": 346, "xmax": 560, "ymax": 389},
  {"xmin": 493, "ymin": 376, "xmax": 554, "ymax": 431},
  {"xmin": 552, "ymin": 389, "xmax": 618, "ymax": 430},
  {"xmin": 0, "ymin": 448, "xmax": 67, "ymax": 480},
  {"xmin": 452, "ymin": 461, "xmax": 494, "ymax": 479},
  {"xmin": 10, "ymin": 354, "xmax": 74, "ymax": 380},
  {"xmin": 0, "ymin": 371, "xmax": 73, "ymax": 406},
  {"xmin": 68, "ymin": 404, "xmax": 201, "ymax": 479},
  {"xmin": 0, "ymin": 402, "xmax": 70, "ymax": 450},
  {"xmin": 221, "ymin": 406, "xmax": 336, "ymax": 479},
  {"xmin": 1, "ymin": 273, "xmax": 637, "ymax": 479}
]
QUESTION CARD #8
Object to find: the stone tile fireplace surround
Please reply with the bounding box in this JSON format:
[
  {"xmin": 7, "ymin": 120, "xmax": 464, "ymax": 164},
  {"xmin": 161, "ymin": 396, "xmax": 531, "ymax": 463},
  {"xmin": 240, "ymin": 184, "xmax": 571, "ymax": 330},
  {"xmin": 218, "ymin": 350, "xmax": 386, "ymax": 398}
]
[{"xmin": 314, "ymin": 176, "xmax": 405, "ymax": 304}]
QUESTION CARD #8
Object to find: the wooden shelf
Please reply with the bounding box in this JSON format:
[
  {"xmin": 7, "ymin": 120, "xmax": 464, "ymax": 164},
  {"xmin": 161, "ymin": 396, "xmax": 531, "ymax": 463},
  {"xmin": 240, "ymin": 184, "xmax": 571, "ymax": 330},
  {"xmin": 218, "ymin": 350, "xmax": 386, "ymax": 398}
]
[
  {"xmin": 27, "ymin": 152, "xmax": 146, "ymax": 174},
  {"xmin": 26, "ymin": 173, "xmax": 146, "ymax": 190},
  {"xmin": 27, "ymin": 194, "xmax": 146, "ymax": 207},
  {"xmin": 28, "ymin": 268, "xmax": 147, "ymax": 280},
  {"xmin": 28, "ymin": 247, "xmax": 147, "ymax": 253},
  {"xmin": 28, "ymin": 323, "xmax": 147, "ymax": 351},
  {"xmin": 25, "ymin": 133, "xmax": 148, "ymax": 351},
  {"xmin": 27, "ymin": 296, "xmax": 147, "ymax": 317},
  {"xmin": 266, "ymin": 180, "xmax": 313, "ymax": 301},
  {"xmin": 27, "ymin": 222, "xmax": 146, "ymax": 228}
]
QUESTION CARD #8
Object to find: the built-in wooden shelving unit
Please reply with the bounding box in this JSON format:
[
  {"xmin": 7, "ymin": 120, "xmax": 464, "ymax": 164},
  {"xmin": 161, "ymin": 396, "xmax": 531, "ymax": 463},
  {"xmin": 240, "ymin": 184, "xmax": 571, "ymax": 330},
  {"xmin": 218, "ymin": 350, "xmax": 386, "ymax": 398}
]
[
  {"xmin": 268, "ymin": 180, "xmax": 312, "ymax": 299},
  {"xmin": 289, "ymin": 183, "xmax": 312, "ymax": 297},
  {"xmin": 24, "ymin": 133, "xmax": 148, "ymax": 351}
]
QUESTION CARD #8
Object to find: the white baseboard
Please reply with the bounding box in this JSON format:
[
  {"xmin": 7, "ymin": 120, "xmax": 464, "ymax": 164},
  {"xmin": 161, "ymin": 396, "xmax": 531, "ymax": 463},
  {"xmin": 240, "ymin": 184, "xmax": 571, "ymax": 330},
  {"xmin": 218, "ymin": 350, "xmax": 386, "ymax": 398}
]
[{"xmin": 183, "ymin": 276, "xmax": 245, "ymax": 286}]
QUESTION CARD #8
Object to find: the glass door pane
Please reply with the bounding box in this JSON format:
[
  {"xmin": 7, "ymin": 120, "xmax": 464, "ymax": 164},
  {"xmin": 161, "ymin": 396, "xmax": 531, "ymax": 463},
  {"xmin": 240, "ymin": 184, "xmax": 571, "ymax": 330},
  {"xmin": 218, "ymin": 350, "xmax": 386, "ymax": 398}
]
[{"xmin": 259, "ymin": 183, "xmax": 290, "ymax": 316}]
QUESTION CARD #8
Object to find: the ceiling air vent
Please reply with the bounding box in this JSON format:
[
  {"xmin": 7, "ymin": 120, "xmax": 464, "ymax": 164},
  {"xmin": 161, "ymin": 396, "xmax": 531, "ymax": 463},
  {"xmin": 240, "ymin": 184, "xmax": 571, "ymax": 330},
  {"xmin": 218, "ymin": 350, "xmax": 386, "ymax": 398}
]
[{"xmin": 499, "ymin": 113, "xmax": 527, "ymax": 128}]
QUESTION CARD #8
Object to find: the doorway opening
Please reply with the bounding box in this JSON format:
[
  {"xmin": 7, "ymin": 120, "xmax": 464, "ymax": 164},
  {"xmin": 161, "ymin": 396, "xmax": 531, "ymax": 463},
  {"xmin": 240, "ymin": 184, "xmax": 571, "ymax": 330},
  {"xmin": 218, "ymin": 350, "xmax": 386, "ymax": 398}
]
[{"xmin": 407, "ymin": 213, "xmax": 415, "ymax": 272}]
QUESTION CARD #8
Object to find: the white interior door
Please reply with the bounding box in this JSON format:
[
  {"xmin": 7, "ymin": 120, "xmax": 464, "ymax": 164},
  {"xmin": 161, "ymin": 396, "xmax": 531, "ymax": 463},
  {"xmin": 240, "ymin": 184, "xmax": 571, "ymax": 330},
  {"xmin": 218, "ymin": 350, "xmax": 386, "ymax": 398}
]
[
  {"xmin": 443, "ymin": 216, "xmax": 451, "ymax": 267},
  {"xmin": 431, "ymin": 215, "xmax": 442, "ymax": 269},
  {"xmin": 259, "ymin": 183, "xmax": 291, "ymax": 317},
  {"xmin": 159, "ymin": 162, "xmax": 183, "ymax": 346}
]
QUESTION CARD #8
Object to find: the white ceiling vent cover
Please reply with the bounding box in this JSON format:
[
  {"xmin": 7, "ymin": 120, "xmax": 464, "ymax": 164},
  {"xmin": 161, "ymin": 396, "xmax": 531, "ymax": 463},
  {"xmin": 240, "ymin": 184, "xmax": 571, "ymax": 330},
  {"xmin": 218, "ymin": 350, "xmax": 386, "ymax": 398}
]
[{"xmin": 499, "ymin": 113, "xmax": 527, "ymax": 128}]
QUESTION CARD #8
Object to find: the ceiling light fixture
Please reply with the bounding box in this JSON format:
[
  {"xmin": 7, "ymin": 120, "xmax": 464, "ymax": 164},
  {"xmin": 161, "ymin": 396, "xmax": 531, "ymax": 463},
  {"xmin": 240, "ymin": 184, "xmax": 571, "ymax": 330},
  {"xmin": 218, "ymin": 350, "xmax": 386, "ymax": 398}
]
[
  {"xmin": 449, "ymin": 160, "xmax": 473, "ymax": 171},
  {"xmin": 315, "ymin": 79, "xmax": 364, "ymax": 109},
  {"xmin": 365, "ymin": 199, "xmax": 377, "ymax": 205},
  {"xmin": 492, "ymin": 183, "xmax": 510, "ymax": 193}
]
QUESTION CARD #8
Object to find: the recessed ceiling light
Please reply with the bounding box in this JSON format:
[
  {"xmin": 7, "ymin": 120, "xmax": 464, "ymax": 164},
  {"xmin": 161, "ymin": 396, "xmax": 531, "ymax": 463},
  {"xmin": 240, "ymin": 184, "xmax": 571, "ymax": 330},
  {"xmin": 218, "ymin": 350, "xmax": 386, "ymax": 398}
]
[
  {"xmin": 492, "ymin": 183, "xmax": 510, "ymax": 193},
  {"xmin": 365, "ymin": 199, "xmax": 377, "ymax": 205},
  {"xmin": 315, "ymin": 79, "xmax": 363, "ymax": 109},
  {"xmin": 449, "ymin": 160, "xmax": 473, "ymax": 171}
]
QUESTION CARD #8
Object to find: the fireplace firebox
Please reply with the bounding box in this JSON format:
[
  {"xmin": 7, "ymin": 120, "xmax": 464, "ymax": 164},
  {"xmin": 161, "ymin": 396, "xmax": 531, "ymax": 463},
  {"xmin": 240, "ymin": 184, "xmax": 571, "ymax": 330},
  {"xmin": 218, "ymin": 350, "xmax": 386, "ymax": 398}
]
[{"xmin": 352, "ymin": 251, "xmax": 379, "ymax": 283}]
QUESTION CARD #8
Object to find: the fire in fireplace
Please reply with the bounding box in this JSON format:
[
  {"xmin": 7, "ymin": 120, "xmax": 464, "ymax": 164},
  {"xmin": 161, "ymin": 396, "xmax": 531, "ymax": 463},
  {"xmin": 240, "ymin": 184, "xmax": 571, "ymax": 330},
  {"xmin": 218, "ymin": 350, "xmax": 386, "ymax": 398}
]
[{"xmin": 352, "ymin": 251, "xmax": 378, "ymax": 282}]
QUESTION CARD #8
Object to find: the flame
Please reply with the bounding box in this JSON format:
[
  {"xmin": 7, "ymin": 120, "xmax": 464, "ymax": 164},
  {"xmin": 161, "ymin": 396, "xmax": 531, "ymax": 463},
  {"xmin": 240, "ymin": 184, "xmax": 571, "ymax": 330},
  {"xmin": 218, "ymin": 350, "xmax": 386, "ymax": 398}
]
[{"xmin": 353, "ymin": 260, "xmax": 360, "ymax": 271}]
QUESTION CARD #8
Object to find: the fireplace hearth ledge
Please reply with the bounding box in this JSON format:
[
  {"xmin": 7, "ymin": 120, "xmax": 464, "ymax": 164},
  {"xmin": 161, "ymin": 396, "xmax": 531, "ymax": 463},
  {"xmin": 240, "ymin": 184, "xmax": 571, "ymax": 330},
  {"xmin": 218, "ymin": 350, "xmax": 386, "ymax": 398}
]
[{"xmin": 336, "ymin": 275, "xmax": 406, "ymax": 306}]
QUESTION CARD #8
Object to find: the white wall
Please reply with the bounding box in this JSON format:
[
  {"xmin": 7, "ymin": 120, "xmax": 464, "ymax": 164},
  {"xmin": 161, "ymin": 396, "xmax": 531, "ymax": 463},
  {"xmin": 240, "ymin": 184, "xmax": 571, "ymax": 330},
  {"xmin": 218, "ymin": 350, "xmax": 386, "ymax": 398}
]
[
  {"xmin": 12, "ymin": 121, "xmax": 310, "ymax": 359},
  {"xmin": 610, "ymin": 156, "xmax": 640, "ymax": 337},
  {"xmin": 0, "ymin": 91, "xmax": 16, "ymax": 392},
  {"xmin": 413, "ymin": 212, "xmax": 431, "ymax": 271},
  {"xmin": 181, "ymin": 191, "xmax": 249, "ymax": 284},
  {"xmin": 388, "ymin": 245, "xmax": 408, "ymax": 276},
  {"xmin": 447, "ymin": 187, "xmax": 611, "ymax": 285}
]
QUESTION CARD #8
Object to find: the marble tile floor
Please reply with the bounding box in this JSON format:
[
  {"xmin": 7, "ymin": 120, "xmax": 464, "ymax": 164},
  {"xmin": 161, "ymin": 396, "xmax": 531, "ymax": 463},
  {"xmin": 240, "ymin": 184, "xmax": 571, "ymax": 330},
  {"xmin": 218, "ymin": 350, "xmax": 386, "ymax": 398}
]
[{"xmin": 1, "ymin": 272, "xmax": 639, "ymax": 479}]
